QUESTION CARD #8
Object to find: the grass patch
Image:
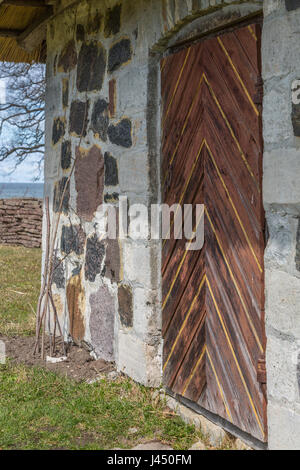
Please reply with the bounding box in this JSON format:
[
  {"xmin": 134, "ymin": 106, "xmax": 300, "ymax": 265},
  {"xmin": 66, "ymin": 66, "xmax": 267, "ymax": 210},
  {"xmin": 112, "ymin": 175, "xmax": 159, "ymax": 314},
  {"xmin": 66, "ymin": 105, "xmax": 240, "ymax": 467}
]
[
  {"xmin": 0, "ymin": 363, "xmax": 202, "ymax": 450},
  {"xmin": 0, "ymin": 244, "xmax": 41, "ymax": 336}
]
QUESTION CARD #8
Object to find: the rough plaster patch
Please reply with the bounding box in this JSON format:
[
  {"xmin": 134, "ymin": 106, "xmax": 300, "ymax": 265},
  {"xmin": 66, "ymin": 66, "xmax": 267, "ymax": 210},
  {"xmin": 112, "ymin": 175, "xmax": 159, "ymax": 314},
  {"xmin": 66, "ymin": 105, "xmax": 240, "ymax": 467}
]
[
  {"xmin": 66, "ymin": 272, "xmax": 86, "ymax": 342},
  {"xmin": 75, "ymin": 145, "xmax": 104, "ymax": 222},
  {"xmin": 89, "ymin": 286, "xmax": 115, "ymax": 362}
]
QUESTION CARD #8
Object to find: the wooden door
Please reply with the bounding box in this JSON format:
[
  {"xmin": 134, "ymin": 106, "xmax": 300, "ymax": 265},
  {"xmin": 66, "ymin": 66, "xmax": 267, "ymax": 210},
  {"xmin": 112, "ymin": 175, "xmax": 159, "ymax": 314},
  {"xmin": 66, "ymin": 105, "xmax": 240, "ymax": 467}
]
[{"xmin": 161, "ymin": 23, "xmax": 267, "ymax": 442}]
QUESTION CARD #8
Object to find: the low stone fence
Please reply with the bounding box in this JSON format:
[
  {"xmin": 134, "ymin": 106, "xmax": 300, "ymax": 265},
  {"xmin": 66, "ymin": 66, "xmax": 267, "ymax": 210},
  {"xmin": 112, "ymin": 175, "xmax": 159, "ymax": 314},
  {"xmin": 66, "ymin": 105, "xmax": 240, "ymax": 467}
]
[{"xmin": 0, "ymin": 198, "xmax": 43, "ymax": 248}]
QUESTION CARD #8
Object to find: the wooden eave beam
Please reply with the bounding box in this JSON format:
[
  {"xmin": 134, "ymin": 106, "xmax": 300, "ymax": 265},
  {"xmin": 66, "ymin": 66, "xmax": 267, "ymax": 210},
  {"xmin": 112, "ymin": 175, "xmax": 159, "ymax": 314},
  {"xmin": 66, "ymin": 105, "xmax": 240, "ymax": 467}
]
[
  {"xmin": 17, "ymin": 8, "xmax": 53, "ymax": 52},
  {"xmin": 0, "ymin": 28, "xmax": 21, "ymax": 38},
  {"xmin": 1, "ymin": 1, "xmax": 49, "ymax": 7}
]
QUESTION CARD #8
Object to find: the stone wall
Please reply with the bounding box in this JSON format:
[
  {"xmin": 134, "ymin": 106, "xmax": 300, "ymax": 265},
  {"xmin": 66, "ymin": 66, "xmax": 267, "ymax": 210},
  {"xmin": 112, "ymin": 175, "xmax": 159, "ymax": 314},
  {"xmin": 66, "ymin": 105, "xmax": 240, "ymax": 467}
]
[
  {"xmin": 45, "ymin": 0, "xmax": 263, "ymax": 387},
  {"xmin": 262, "ymin": 0, "xmax": 300, "ymax": 450},
  {"xmin": 0, "ymin": 198, "xmax": 43, "ymax": 248}
]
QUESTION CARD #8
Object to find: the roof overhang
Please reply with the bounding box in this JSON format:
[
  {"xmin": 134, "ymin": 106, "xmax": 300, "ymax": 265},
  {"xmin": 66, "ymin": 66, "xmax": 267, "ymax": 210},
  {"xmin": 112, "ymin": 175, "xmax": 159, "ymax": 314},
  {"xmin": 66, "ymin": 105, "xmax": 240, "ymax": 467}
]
[{"xmin": 0, "ymin": 0, "xmax": 55, "ymax": 63}]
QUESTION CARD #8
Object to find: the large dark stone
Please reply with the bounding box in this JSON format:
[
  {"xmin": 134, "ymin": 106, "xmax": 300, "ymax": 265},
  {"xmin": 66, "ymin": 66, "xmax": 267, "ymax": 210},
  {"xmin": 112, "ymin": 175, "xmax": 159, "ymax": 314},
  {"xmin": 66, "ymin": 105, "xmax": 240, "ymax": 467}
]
[
  {"xmin": 58, "ymin": 39, "xmax": 77, "ymax": 73},
  {"xmin": 286, "ymin": 0, "xmax": 300, "ymax": 11},
  {"xmin": 104, "ymin": 152, "xmax": 118, "ymax": 186},
  {"xmin": 53, "ymin": 177, "xmax": 70, "ymax": 214},
  {"xmin": 296, "ymin": 219, "xmax": 300, "ymax": 272},
  {"xmin": 76, "ymin": 24, "xmax": 85, "ymax": 42},
  {"xmin": 62, "ymin": 78, "xmax": 69, "ymax": 108},
  {"xmin": 108, "ymin": 38, "xmax": 131, "ymax": 73},
  {"xmin": 52, "ymin": 118, "xmax": 65, "ymax": 145},
  {"xmin": 104, "ymin": 3, "xmax": 122, "ymax": 37},
  {"xmin": 52, "ymin": 252, "xmax": 65, "ymax": 289},
  {"xmin": 109, "ymin": 78, "xmax": 116, "ymax": 118},
  {"xmin": 61, "ymin": 140, "xmax": 71, "ymax": 170},
  {"xmin": 292, "ymin": 99, "xmax": 300, "ymax": 137},
  {"xmin": 85, "ymin": 234, "xmax": 105, "ymax": 282},
  {"xmin": 53, "ymin": 54, "xmax": 58, "ymax": 74},
  {"xmin": 77, "ymin": 41, "xmax": 106, "ymax": 92},
  {"xmin": 104, "ymin": 193, "xmax": 119, "ymax": 203},
  {"xmin": 75, "ymin": 145, "xmax": 104, "ymax": 222},
  {"xmin": 87, "ymin": 11, "xmax": 102, "ymax": 34},
  {"xmin": 118, "ymin": 284, "xmax": 133, "ymax": 328},
  {"xmin": 90, "ymin": 99, "xmax": 109, "ymax": 141},
  {"xmin": 108, "ymin": 119, "xmax": 132, "ymax": 148},
  {"xmin": 61, "ymin": 224, "xmax": 85, "ymax": 256},
  {"xmin": 69, "ymin": 100, "xmax": 89, "ymax": 137},
  {"xmin": 105, "ymin": 238, "xmax": 120, "ymax": 283}
]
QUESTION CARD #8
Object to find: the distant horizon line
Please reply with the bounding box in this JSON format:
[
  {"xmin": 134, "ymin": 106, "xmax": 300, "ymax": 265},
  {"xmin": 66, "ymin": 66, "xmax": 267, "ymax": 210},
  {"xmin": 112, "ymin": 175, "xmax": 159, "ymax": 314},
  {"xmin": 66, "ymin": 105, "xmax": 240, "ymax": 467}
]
[{"xmin": 0, "ymin": 181, "xmax": 44, "ymax": 185}]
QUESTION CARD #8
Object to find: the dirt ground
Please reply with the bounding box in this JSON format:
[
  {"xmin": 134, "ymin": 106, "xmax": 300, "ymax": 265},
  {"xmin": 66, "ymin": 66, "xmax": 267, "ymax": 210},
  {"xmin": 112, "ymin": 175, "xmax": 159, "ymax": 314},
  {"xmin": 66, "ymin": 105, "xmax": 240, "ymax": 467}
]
[{"xmin": 0, "ymin": 334, "xmax": 116, "ymax": 382}]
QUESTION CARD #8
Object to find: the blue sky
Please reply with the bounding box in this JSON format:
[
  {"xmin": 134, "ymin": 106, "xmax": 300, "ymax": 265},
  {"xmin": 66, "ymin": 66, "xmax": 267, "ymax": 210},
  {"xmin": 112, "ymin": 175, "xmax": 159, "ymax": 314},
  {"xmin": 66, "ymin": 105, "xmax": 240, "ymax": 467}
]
[
  {"xmin": 0, "ymin": 77, "xmax": 44, "ymax": 183},
  {"xmin": 0, "ymin": 154, "xmax": 44, "ymax": 183}
]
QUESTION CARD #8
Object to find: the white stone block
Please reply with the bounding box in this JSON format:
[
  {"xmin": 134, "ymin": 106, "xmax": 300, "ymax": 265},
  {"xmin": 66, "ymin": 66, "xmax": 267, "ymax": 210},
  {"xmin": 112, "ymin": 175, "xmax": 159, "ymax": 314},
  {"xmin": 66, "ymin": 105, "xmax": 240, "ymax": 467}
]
[
  {"xmin": 265, "ymin": 270, "xmax": 300, "ymax": 338},
  {"xmin": 133, "ymin": 287, "xmax": 160, "ymax": 342},
  {"xmin": 266, "ymin": 334, "xmax": 299, "ymax": 404},
  {"xmin": 119, "ymin": 151, "xmax": 149, "ymax": 193},
  {"xmin": 123, "ymin": 241, "xmax": 153, "ymax": 288},
  {"xmin": 263, "ymin": 148, "xmax": 300, "ymax": 205},
  {"xmin": 117, "ymin": 331, "xmax": 161, "ymax": 386},
  {"xmin": 268, "ymin": 402, "xmax": 300, "ymax": 450},
  {"xmin": 262, "ymin": 84, "xmax": 292, "ymax": 147},
  {"xmin": 117, "ymin": 65, "xmax": 148, "ymax": 116},
  {"xmin": 263, "ymin": 0, "xmax": 283, "ymax": 17}
]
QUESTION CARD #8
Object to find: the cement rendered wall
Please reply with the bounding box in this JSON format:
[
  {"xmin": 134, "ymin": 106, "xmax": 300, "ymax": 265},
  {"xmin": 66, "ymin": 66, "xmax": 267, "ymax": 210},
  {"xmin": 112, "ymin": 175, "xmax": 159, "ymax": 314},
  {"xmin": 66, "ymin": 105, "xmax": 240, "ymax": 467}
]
[
  {"xmin": 262, "ymin": 0, "xmax": 300, "ymax": 450},
  {"xmin": 44, "ymin": 0, "xmax": 300, "ymax": 448}
]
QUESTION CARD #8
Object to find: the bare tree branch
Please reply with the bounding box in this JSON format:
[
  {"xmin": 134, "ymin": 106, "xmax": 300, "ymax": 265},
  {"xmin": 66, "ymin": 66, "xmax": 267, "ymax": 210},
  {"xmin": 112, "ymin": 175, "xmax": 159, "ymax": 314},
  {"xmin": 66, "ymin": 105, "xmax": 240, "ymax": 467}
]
[{"xmin": 0, "ymin": 61, "xmax": 45, "ymax": 177}]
